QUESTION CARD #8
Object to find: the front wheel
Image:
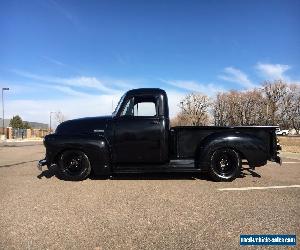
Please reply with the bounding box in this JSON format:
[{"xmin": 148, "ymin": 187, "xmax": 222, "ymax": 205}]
[
  {"xmin": 57, "ymin": 150, "xmax": 91, "ymax": 181},
  {"xmin": 209, "ymin": 148, "xmax": 241, "ymax": 182}
]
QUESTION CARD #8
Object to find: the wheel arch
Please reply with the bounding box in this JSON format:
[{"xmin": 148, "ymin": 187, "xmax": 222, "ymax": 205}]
[
  {"xmin": 195, "ymin": 131, "xmax": 268, "ymax": 170},
  {"xmin": 45, "ymin": 134, "xmax": 112, "ymax": 175}
]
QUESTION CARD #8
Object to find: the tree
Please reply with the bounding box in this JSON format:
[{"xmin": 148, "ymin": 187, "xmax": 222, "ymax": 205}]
[
  {"xmin": 213, "ymin": 91, "xmax": 246, "ymax": 126},
  {"xmin": 54, "ymin": 111, "xmax": 66, "ymax": 125},
  {"xmin": 263, "ymin": 80, "xmax": 288, "ymax": 125},
  {"xmin": 171, "ymin": 112, "xmax": 190, "ymax": 126},
  {"xmin": 212, "ymin": 81, "xmax": 295, "ymax": 127},
  {"xmin": 172, "ymin": 79, "xmax": 298, "ymax": 131},
  {"xmin": 292, "ymin": 91, "xmax": 300, "ymax": 133},
  {"xmin": 280, "ymin": 84, "xmax": 300, "ymax": 133},
  {"xmin": 240, "ymin": 89, "xmax": 266, "ymax": 125},
  {"xmin": 213, "ymin": 92, "xmax": 227, "ymax": 126},
  {"xmin": 9, "ymin": 115, "xmax": 32, "ymax": 129},
  {"xmin": 23, "ymin": 121, "xmax": 31, "ymax": 129},
  {"xmin": 174, "ymin": 93, "xmax": 211, "ymax": 126},
  {"xmin": 9, "ymin": 115, "xmax": 24, "ymax": 129}
]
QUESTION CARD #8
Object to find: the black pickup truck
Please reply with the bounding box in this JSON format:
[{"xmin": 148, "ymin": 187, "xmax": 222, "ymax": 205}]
[{"xmin": 39, "ymin": 88, "xmax": 281, "ymax": 181}]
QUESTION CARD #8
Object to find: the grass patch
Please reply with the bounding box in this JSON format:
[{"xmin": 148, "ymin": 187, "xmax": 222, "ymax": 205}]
[{"xmin": 278, "ymin": 136, "xmax": 300, "ymax": 153}]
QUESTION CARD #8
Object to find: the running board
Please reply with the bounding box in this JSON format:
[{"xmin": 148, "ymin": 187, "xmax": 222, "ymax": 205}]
[
  {"xmin": 114, "ymin": 168, "xmax": 202, "ymax": 174},
  {"xmin": 113, "ymin": 159, "xmax": 202, "ymax": 173}
]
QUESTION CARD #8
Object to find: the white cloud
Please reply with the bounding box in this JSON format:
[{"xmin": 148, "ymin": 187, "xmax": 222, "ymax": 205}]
[
  {"xmin": 42, "ymin": 56, "xmax": 66, "ymax": 67},
  {"xmin": 5, "ymin": 87, "xmax": 184, "ymax": 124},
  {"xmin": 51, "ymin": 85, "xmax": 93, "ymax": 97},
  {"xmin": 160, "ymin": 79, "xmax": 224, "ymax": 96},
  {"xmin": 12, "ymin": 70, "xmax": 129, "ymax": 94},
  {"xmin": 4, "ymin": 79, "xmax": 185, "ymax": 126},
  {"xmin": 4, "ymin": 70, "xmax": 140, "ymax": 125},
  {"xmin": 6, "ymin": 93, "xmax": 123, "ymax": 128},
  {"xmin": 219, "ymin": 67, "xmax": 256, "ymax": 89},
  {"xmin": 63, "ymin": 76, "xmax": 119, "ymax": 93},
  {"xmin": 255, "ymin": 62, "xmax": 291, "ymax": 80},
  {"xmin": 1, "ymin": 80, "xmax": 102, "ymax": 98}
]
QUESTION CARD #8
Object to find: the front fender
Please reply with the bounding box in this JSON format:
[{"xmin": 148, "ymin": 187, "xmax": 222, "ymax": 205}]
[
  {"xmin": 44, "ymin": 134, "xmax": 111, "ymax": 175},
  {"xmin": 196, "ymin": 131, "xmax": 268, "ymax": 170}
]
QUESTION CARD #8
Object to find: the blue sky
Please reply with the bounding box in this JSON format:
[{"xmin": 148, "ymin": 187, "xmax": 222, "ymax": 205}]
[{"xmin": 0, "ymin": 0, "xmax": 299, "ymax": 124}]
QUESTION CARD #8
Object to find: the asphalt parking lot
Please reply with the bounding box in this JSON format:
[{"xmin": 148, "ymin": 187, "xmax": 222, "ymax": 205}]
[{"xmin": 0, "ymin": 142, "xmax": 299, "ymax": 249}]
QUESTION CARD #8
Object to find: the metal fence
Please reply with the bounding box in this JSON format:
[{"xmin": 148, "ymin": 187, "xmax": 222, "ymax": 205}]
[{"xmin": 12, "ymin": 128, "xmax": 27, "ymax": 139}]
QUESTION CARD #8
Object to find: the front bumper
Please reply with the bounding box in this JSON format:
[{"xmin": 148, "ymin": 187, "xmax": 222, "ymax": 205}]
[{"xmin": 37, "ymin": 159, "xmax": 47, "ymax": 171}]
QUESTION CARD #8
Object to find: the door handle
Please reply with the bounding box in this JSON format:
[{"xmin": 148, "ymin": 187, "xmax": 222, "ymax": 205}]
[{"xmin": 150, "ymin": 121, "xmax": 159, "ymax": 125}]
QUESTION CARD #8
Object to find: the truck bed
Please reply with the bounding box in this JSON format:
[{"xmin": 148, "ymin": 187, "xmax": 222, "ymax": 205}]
[{"xmin": 170, "ymin": 126, "xmax": 278, "ymax": 160}]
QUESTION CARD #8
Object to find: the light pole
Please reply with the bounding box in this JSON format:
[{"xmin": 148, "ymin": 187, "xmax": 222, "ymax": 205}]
[
  {"xmin": 49, "ymin": 111, "xmax": 55, "ymax": 133},
  {"xmin": 2, "ymin": 87, "xmax": 9, "ymax": 137}
]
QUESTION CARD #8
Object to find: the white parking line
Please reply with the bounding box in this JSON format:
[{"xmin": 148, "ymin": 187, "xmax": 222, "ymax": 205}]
[{"xmin": 218, "ymin": 185, "xmax": 300, "ymax": 191}]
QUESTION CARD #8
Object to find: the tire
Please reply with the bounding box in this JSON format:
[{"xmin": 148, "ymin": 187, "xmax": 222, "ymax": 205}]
[
  {"xmin": 57, "ymin": 150, "xmax": 91, "ymax": 181},
  {"xmin": 282, "ymin": 132, "xmax": 286, "ymax": 136},
  {"xmin": 208, "ymin": 148, "xmax": 241, "ymax": 182}
]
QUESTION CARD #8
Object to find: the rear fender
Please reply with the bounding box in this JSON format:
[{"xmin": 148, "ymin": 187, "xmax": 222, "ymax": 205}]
[{"xmin": 195, "ymin": 131, "xmax": 268, "ymax": 170}]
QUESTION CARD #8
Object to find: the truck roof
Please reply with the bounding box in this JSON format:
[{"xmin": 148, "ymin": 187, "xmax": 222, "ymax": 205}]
[{"xmin": 126, "ymin": 88, "xmax": 166, "ymax": 96}]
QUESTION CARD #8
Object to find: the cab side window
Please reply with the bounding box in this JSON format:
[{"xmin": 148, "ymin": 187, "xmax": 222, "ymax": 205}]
[
  {"xmin": 120, "ymin": 96, "xmax": 158, "ymax": 117},
  {"xmin": 134, "ymin": 102, "xmax": 156, "ymax": 116}
]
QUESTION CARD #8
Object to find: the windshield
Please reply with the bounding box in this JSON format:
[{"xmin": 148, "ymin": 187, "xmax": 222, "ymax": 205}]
[{"xmin": 112, "ymin": 94, "xmax": 126, "ymax": 116}]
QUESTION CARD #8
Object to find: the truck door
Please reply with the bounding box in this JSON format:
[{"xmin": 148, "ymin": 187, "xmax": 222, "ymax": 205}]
[{"xmin": 113, "ymin": 95, "xmax": 164, "ymax": 163}]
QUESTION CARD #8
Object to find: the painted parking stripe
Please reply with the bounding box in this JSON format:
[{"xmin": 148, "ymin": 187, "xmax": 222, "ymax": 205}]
[
  {"xmin": 218, "ymin": 185, "xmax": 300, "ymax": 191},
  {"xmin": 268, "ymin": 162, "xmax": 299, "ymax": 164}
]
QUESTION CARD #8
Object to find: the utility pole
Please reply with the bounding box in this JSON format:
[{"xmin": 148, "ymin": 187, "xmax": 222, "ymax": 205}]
[
  {"xmin": 49, "ymin": 111, "xmax": 55, "ymax": 133},
  {"xmin": 2, "ymin": 87, "xmax": 9, "ymax": 137}
]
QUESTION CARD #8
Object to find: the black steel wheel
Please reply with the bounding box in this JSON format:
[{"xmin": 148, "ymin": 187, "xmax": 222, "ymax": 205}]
[
  {"xmin": 57, "ymin": 150, "xmax": 91, "ymax": 181},
  {"xmin": 209, "ymin": 148, "xmax": 241, "ymax": 182}
]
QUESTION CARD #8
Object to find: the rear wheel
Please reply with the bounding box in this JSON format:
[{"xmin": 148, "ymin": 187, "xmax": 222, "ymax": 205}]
[
  {"xmin": 209, "ymin": 148, "xmax": 241, "ymax": 182},
  {"xmin": 57, "ymin": 150, "xmax": 91, "ymax": 181}
]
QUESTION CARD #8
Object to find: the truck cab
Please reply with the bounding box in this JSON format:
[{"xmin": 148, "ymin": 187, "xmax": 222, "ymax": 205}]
[
  {"xmin": 40, "ymin": 88, "xmax": 281, "ymax": 182},
  {"xmin": 112, "ymin": 88, "xmax": 169, "ymax": 164}
]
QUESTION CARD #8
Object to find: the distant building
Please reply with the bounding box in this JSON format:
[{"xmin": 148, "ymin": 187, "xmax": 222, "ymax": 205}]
[{"xmin": 0, "ymin": 118, "xmax": 48, "ymax": 130}]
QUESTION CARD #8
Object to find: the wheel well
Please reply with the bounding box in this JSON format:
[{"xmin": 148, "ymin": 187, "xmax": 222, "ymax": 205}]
[
  {"xmin": 53, "ymin": 148, "xmax": 98, "ymax": 175},
  {"xmin": 221, "ymin": 147, "xmax": 246, "ymax": 164},
  {"xmin": 216, "ymin": 147, "xmax": 244, "ymax": 159},
  {"xmin": 195, "ymin": 146, "xmax": 246, "ymax": 167},
  {"xmin": 232, "ymin": 148, "xmax": 245, "ymax": 160},
  {"xmin": 54, "ymin": 148, "xmax": 89, "ymax": 164}
]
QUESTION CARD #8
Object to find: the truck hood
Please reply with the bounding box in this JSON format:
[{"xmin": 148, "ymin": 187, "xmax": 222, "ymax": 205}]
[{"xmin": 55, "ymin": 116, "xmax": 112, "ymax": 135}]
